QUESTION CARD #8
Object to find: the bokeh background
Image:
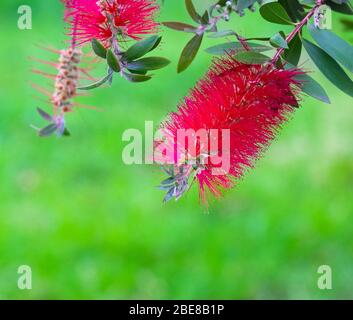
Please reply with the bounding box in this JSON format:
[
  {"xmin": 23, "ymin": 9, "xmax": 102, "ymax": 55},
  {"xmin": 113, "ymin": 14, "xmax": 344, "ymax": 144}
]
[{"xmin": 1, "ymin": 0, "xmax": 353, "ymax": 299}]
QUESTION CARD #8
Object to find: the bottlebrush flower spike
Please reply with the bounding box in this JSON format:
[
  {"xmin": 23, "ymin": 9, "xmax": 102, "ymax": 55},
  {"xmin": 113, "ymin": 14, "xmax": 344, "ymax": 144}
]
[
  {"xmin": 32, "ymin": 47, "xmax": 96, "ymax": 137},
  {"xmin": 155, "ymin": 56, "xmax": 303, "ymax": 204},
  {"xmin": 64, "ymin": 0, "xmax": 160, "ymax": 48}
]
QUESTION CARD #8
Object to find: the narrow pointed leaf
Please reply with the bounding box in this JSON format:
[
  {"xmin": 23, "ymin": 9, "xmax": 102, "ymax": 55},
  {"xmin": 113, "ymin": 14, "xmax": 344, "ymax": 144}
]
[
  {"xmin": 298, "ymin": 73, "xmax": 331, "ymax": 104},
  {"xmin": 308, "ymin": 23, "xmax": 353, "ymax": 73},
  {"xmin": 38, "ymin": 123, "xmax": 57, "ymax": 137},
  {"xmin": 234, "ymin": 51, "xmax": 270, "ymax": 65},
  {"xmin": 303, "ymin": 39, "xmax": 353, "ymax": 98},
  {"xmin": 185, "ymin": 0, "xmax": 201, "ymax": 23},
  {"xmin": 37, "ymin": 107, "xmax": 52, "ymax": 121},
  {"xmin": 282, "ymin": 33, "xmax": 302, "ymax": 65},
  {"xmin": 237, "ymin": 0, "xmax": 258, "ymax": 11},
  {"xmin": 177, "ymin": 34, "xmax": 203, "ymax": 73},
  {"xmin": 62, "ymin": 128, "xmax": 71, "ymax": 137},
  {"xmin": 163, "ymin": 187, "xmax": 175, "ymax": 203},
  {"xmin": 123, "ymin": 72, "xmax": 152, "ymax": 83},
  {"xmin": 327, "ymin": 1, "xmax": 353, "ymax": 15},
  {"xmin": 205, "ymin": 42, "xmax": 272, "ymax": 55},
  {"xmin": 106, "ymin": 49, "xmax": 121, "ymax": 72},
  {"xmin": 78, "ymin": 72, "xmax": 113, "ymax": 90},
  {"xmin": 270, "ymin": 32, "xmax": 289, "ymax": 49},
  {"xmin": 279, "ymin": 0, "xmax": 305, "ymax": 22},
  {"xmin": 259, "ymin": 2, "xmax": 294, "ymax": 25},
  {"xmin": 162, "ymin": 22, "xmax": 197, "ymax": 32},
  {"xmin": 207, "ymin": 30, "xmax": 237, "ymax": 38},
  {"xmin": 161, "ymin": 177, "xmax": 175, "ymax": 186},
  {"xmin": 128, "ymin": 69, "xmax": 148, "ymax": 75},
  {"xmin": 200, "ymin": 10, "xmax": 209, "ymax": 25},
  {"xmin": 127, "ymin": 57, "xmax": 170, "ymax": 71},
  {"xmin": 284, "ymin": 63, "xmax": 331, "ymax": 104},
  {"xmin": 124, "ymin": 36, "xmax": 161, "ymax": 61},
  {"xmin": 92, "ymin": 38, "xmax": 107, "ymax": 59}
]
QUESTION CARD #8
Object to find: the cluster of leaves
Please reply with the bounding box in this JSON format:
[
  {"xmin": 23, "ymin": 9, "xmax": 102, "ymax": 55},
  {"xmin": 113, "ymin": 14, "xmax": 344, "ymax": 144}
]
[
  {"xmin": 259, "ymin": 0, "xmax": 353, "ymax": 103},
  {"xmin": 158, "ymin": 165, "xmax": 192, "ymax": 203},
  {"xmin": 56, "ymin": 0, "xmax": 353, "ymax": 103},
  {"xmin": 79, "ymin": 35, "xmax": 170, "ymax": 90},
  {"xmin": 34, "ymin": 108, "xmax": 70, "ymax": 137},
  {"xmin": 171, "ymin": 0, "xmax": 353, "ymax": 103},
  {"xmin": 35, "ymin": 0, "xmax": 353, "ymax": 139},
  {"xmin": 163, "ymin": 0, "xmax": 264, "ymax": 72}
]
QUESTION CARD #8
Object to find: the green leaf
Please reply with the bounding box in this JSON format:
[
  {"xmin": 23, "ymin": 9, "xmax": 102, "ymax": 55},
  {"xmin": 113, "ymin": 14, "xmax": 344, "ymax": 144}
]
[
  {"xmin": 282, "ymin": 33, "xmax": 302, "ymax": 65},
  {"xmin": 150, "ymin": 36, "xmax": 162, "ymax": 52},
  {"xmin": 160, "ymin": 177, "xmax": 176, "ymax": 186},
  {"xmin": 234, "ymin": 51, "xmax": 270, "ymax": 64},
  {"xmin": 185, "ymin": 0, "xmax": 201, "ymax": 23},
  {"xmin": 177, "ymin": 34, "xmax": 203, "ymax": 73},
  {"xmin": 91, "ymin": 38, "xmax": 107, "ymax": 59},
  {"xmin": 216, "ymin": 0, "xmax": 228, "ymax": 5},
  {"xmin": 77, "ymin": 72, "xmax": 113, "ymax": 90},
  {"xmin": 123, "ymin": 72, "xmax": 152, "ymax": 83},
  {"xmin": 327, "ymin": 0, "xmax": 353, "ymax": 15},
  {"xmin": 106, "ymin": 50, "xmax": 121, "ymax": 72},
  {"xmin": 286, "ymin": 62, "xmax": 331, "ymax": 104},
  {"xmin": 308, "ymin": 23, "xmax": 353, "ymax": 73},
  {"xmin": 200, "ymin": 10, "xmax": 210, "ymax": 25},
  {"xmin": 128, "ymin": 69, "xmax": 148, "ymax": 75},
  {"xmin": 259, "ymin": 2, "xmax": 294, "ymax": 25},
  {"xmin": 62, "ymin": 128, "xmax": 71, "ymax": 137},
  {"xmin": 270, "ymin": 32, "xmax": 289, "ymax": 49},
  {"xmin": 207, "ymin": 30, "xmax": 237, "ymax": 38},
  {"xmin": 303, "ymin": 38, "xmax": 353, "ymax": 98},
  {"xmin": 37, "ymin": 107, "xmax": 52, "ymax": 121},
  {"xmin": 38, "ymin": 123, "xmax": 57, "ymax": 137},
  {"xmin": 237, "ymin": 0, "xmax": 258, "ymax": 11},
  {"xmin": 127, "ymin": 57, "xmax": 170, "ymax": 71},
  {"xmin": 297, "ymin": 72, "xmax": 331, "ymax": 104},
  {"xmin": 162, "ymin": 22, "xmax": 197, "ymax": 32},
  {"xmin": 279, "ymin": 0, "xmax": 305, "ymax": 22},
  {"xmin": 205, "ymin": 42, "xmax": 272, "ymax": 55},
  {"xmin": 124, "ymin": 36, "xmax": 162, "ymax": 61}
]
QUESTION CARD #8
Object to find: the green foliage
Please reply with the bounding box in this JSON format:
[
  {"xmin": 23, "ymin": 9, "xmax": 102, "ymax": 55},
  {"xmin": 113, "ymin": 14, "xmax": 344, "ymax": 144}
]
[
  {"xmin": 106, "ymin": 50, "xmax": 121, "ymax": 73},
  {"xmin": 233, "ymin": 51, "xmax": 270, "ymax": 64},
  {"xmin": 123, "ymin": 36, "xmax": 162, "ymax": 61},
  {"xmin": 283, "ymin": 34, "xmax": 302, "ymax": 65},
  {"xmin": 308, "ymin": 23, "xmax": 353, "ymax": 72},
  {"xmin": 91, "ymin": 38, "xmax": 107, "ymax": 59},
  {"xmin": 259, "ymin": 2, "xmax": 294, "ymax": 25},
  {"xmin": 205, "ymin": 42, "xmax": 272, "ymax": 55},
  {"xmin": 270, "ymin": 32, "xmax": 289, "ymax": 49},
  {"xmin": 303, "ymin": 39, "xmax": 353, "ymax": 98},
  {"xmin": 82, "ymin": 36, "xmax": 170, "ymax": 88},
  {"xmin": 162, "ymin": 0, "xmax": 353, "ymax": 102},
  {"xmin": 177, "ymin": 34, "xmax": 204, "ymax": 73}
]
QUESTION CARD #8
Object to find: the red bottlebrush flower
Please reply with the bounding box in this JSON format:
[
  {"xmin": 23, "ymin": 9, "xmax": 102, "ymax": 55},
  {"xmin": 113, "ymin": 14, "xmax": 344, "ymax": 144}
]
[
  {"xmin": 156, "ymin": 56, "xmax": 303, "ymax": 204},
  {"xmin": 64, "ymin": 0, "xmax": 159, "ymax": 47}
]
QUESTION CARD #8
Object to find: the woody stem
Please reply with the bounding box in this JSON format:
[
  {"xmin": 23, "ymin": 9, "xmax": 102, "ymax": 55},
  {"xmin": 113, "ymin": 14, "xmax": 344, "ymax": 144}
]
[{"xmin": 271, "ymin": 0, "xmax": 325, "ymax": 64}]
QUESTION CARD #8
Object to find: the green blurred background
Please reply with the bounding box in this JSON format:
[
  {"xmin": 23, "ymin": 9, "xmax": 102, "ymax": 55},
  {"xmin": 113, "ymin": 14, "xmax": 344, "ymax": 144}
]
[{"xmin": 0, "ymin": 0, "xmax": 353, "ymax": 299}]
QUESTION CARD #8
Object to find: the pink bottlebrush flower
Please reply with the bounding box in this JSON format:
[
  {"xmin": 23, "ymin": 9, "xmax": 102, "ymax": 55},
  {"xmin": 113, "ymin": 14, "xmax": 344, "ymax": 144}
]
[
  {"xmin": 156, "ymin": 56, "xmax": 303, "ymax": 204},
  {"xmin": 64, "ymin": 0, "xmax": 160, "ymax": 48},
  {"xmin": 32, "ymin": 46, "xmax": 97, "ymax": 136}
]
